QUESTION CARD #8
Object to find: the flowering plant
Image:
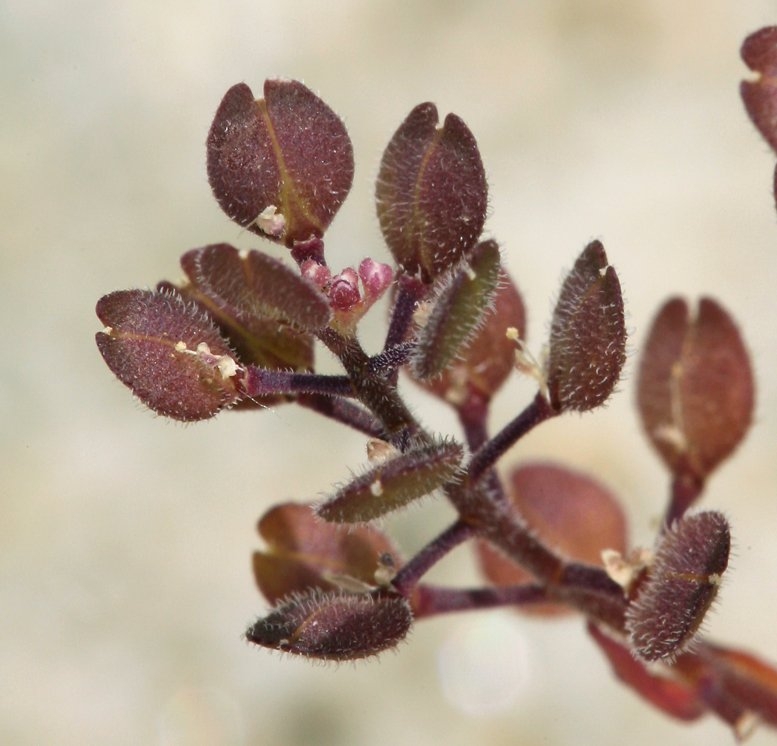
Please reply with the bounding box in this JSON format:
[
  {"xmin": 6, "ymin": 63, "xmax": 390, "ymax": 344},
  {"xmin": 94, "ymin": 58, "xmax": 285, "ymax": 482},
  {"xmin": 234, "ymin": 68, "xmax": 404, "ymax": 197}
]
[{"xmin": 95, "ymin": 28, "xmax": 777, "ymax": 737}]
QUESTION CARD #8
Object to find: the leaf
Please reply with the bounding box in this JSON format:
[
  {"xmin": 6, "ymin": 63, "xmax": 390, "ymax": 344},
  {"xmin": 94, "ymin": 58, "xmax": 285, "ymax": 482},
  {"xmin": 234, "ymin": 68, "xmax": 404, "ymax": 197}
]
[
  {"xmin": 636, "ymin": 297, "xmax": 754, "ymax": 484},
  {"xmin": 375, "ymin": 103, "xmax": 487, "ymax": 281},
  {"xmin": 181, "ymin": 243, "xmax": 331, "ymax": 332},
  {"xmin": 411, "ymin": 240, "xmax": 501, "ymax": 380},
  {"xmin": 316, "ymin": 439, "xmax": 464, "ymax": 523},
  {"xmin": 412, "ymin": 267, "xmax": 526, "ymax": 406},
  {"xmin": 246, "ymin": 589, "xmax": 413, "ymax": 661},
  {"xmin": 688, "ymin": 642, "xmax": 777, "ymax": 731},
  {"xmin": 207, "ymin": 80, "xmax": 353, "ymax": 245},
  {"xmin": 547, "ymin": 240, "xmax": 626, "ymax": 413},
  {"xmin": 253, "ymin": 502, "xmax": 401, "ymax": 604},
  {"xmin": 476, "ymin": 462, "xmax": 627, "ymax": 616},
  {"xmin": 95, "ymin": 289, "xmax": 240, "ymax": 421},
  {"xmin": 588, "ymin": 622, "xmax": 706, "ymax": 722}
]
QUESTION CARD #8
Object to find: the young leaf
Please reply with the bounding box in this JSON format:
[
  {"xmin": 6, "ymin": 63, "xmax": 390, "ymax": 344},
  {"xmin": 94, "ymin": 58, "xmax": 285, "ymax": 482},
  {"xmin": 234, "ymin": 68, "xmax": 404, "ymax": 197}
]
[
  {"xmin": 246, "ymin": 589, "xmax": 413, "ymax": 661},
  {"xmin": 375, "ymin": 103, "xmax": 487, "ymax": 281},
  {"xmin": 253, "ymin": 502, "xmax": 401, "ymax": 604},
  {"xmin": 316, "ymin": 439, "xmax": 464, "ymax": 523},
  {"xmin": 476, "ymin": 462, "xmax": 627, "ymax": 616},
  {"xmin": 636, "ymin": 297, "xmax": 754, "ymax": 486},
  {"xmin": 626, "ymin": 511, "xmax": 730, "ymax": 662},
  {"xmin": 741, "ymin": 26, "xmax": 777, "ymax": 154},
  {"xmin": 95, "ymin": 289, "xmax": 240, "ymax": 421},
  {"xmin": 411, "ymin": 240, "xmax": 501, "ymax": 381},
  {"xmin": 207, "ymin": 80, "xmax": 353, "ymax": 246},
  {"xmin": 181, "ymin": 243, "xmax": 332, "ymax": 332},
  {"xmin": 546, "ymin": 240, "xmax": 626, "ymax": 413},
  {"xmin": 163, "ymin": 277, "xmax": 314, "ymax": 379}
]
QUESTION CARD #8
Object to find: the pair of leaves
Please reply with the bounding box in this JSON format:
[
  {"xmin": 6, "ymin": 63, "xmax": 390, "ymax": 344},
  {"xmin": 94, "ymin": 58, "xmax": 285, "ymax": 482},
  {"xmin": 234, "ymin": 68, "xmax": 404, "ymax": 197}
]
[
  {"xmin": 637, "ymin": 297, "xmax": 754, "ymax": 491},
  {"xmin": 207, "ymin": 80, "xmax": 354, "ymax": 246},
  {"xmin": 376, "ymin": 103, "xmax": 488, "ymax": 282},
  {"xmin": 96, "ymin": 243, "xmax": 333, "ymax": 420},
  {"xmin": 209, "ymin": 79, "xmax": 489, "ymax": 288}
]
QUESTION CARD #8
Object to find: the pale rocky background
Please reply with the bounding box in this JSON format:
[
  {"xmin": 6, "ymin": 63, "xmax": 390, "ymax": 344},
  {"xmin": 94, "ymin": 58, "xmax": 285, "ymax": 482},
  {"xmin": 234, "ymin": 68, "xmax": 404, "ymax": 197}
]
[{"xmin": 3, "ymin": 1, "xmax": 777, "ymax": 744}]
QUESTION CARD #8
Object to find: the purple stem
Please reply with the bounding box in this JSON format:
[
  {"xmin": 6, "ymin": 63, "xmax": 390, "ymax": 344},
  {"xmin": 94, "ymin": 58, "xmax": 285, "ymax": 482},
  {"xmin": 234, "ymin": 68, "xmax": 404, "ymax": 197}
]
[
  {"xmin": 383, "ymin": 274, "xmax": 427, "ymax": 386},
  {"xmin": 296, "ymin": 394, "xmax": 386, "ymax": 439},
  {"xmin": 241, "ymin": 366, "xmax": 353, "ymax": 398},
  {"xmin": 468, "ymin": 391, "xmax": 555, "ymax": 482},
  {"xmin": 391, "ymin": 520, "xmax": 476, "ymax": 597},
  {"xmin": 664, "ymin": 471, "xmax": 705, "ymax": 528},
  {"xmin": 412, "ymin": 582, "xmax": 548, "ymax": 618}
]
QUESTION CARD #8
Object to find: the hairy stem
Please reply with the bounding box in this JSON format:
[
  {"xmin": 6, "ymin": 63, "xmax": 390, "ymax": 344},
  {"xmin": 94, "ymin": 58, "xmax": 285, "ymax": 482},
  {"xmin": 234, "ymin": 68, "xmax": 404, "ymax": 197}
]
[
  {"xmin": 412, "ymin": 582, "xmax": 548, "ymax": 618},
  {"xmin": 241, "ymin": 367, "xmax": 353, "ymax": 398},
  {"xmin": 468, "ymin": 391, "xmax": 555, "ymax": 481},
  {"xmin": 318, "ymin": 327, "xmax": 422, "ymax": 446},
  {"xmin": 296, "ymin": 394, "xmax": 386, "ymax": 439},
  {"xmin": 383, "ymin": 274, "xmax": 428, "ymax": 386},
  {"xmin": 391, "ymin": 519, "xmax": 476, "ymax": 597}
]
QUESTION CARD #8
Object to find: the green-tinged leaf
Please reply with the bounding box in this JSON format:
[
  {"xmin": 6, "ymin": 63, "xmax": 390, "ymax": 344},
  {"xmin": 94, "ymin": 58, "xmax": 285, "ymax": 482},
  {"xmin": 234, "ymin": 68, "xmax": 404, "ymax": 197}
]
[
  {"xmin": 412, "ymin": 240, "xmax": 501, "ymax": 380},
  {"xmin": 253, "ymin": 502, "xmax": 401, "ymax": 604},
  {"xmin": 95, "ymin": 289, "xmax": 240, "ymax": 421},
  {"xmin": 317, "ymin": 439, "xmax": 464, "ymax": 523},
  {"xmin": 412, "ymin": 267, "xmax": 526, "ymax": 406},
  {"xmin": 246, "ymin": 589, "xmax": 413, "ymax": 660}
]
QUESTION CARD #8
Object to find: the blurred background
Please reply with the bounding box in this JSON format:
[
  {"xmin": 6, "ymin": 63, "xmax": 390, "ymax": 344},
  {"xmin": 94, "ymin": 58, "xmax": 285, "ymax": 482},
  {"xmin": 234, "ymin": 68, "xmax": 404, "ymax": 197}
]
[{"xmin": 3, "ymin": 1, "xmax": 777, "ymax": 744}]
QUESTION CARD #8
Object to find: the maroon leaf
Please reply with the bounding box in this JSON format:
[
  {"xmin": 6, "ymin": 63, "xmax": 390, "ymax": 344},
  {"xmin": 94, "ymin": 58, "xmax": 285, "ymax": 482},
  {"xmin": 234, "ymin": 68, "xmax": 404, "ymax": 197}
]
[
  {"xmin": 588, "ymin": 622, "xmax": 706, "ymax": 721},
  {"xmin": 181, "ymin": 243, "xmax": 331, "ymax": 332},
  {"xmin": 684, "ymin": 642, "xmax": 777, "ymax": 731},
  {"xmin": 376, "ymin": 103, "xmax": 487, "ymax": 281},
  {"xmin": 96, "ymin": 289, "xmax": 240, "ymax": 421},
  {"xmin": 207, "ymin": 80, "xmax": 353, "ymax": 246},
  {"xmin": 546, "ymin": 241, "xmax": 626, "ymax": 413},
  {"xmin": 741, "ymin": 27, "xmax": 777, "ymax": 154}
]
